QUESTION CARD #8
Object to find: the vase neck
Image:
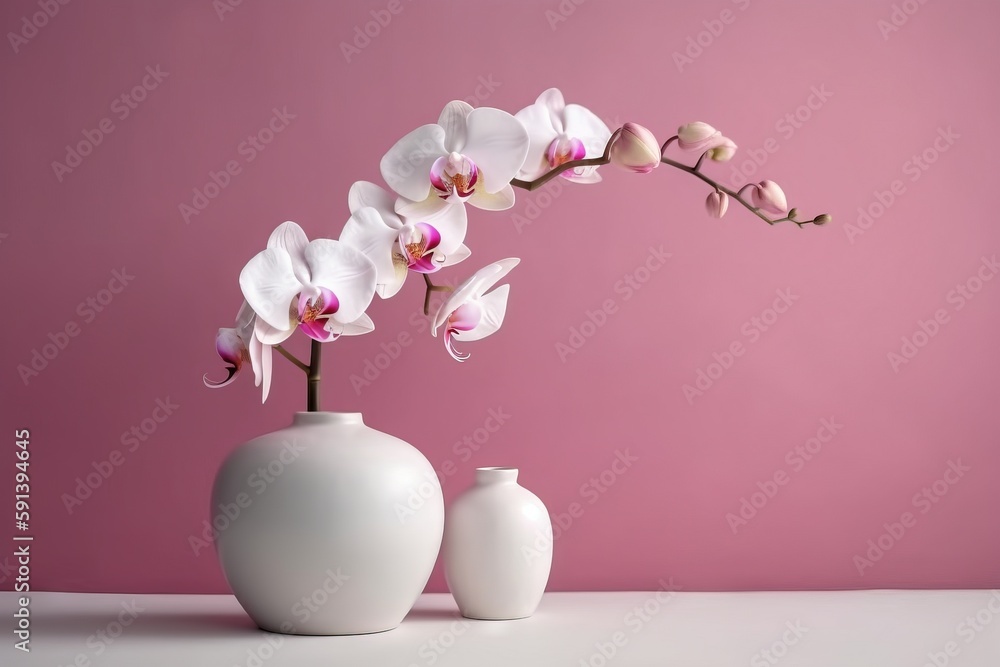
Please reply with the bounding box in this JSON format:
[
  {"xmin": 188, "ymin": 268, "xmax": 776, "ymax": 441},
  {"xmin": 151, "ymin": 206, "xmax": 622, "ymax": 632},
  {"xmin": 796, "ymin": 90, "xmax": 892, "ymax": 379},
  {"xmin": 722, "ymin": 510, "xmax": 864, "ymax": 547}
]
[
  {"xmin": 292, "ymin": 412, "xmax": 364, "ymax": 427},
  {"xmin": 476, "ymin": 467, "xmax": 518, "ymax": 485}
]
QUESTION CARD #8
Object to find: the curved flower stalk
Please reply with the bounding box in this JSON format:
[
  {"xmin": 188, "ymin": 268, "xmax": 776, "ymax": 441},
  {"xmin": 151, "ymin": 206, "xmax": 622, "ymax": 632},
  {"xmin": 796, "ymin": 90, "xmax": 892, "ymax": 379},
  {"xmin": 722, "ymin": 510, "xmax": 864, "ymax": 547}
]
[
  {"xmin": 340, "ymin": 181, "xmax": 470, "ymax": 299},
  {"xmin": 432, "ymin": 258, "xmax": 519, "ymax": 362},
  {"xmin": 380, "ymin": 101, "xmax": 530, "ymax": 218},
  {"xmin": 207, "ymin": 88, "xmax": 831, "ymax": 410},
  {"xmin": 515, "ymin": 88, "xmax": 611, "ymax": 184}
]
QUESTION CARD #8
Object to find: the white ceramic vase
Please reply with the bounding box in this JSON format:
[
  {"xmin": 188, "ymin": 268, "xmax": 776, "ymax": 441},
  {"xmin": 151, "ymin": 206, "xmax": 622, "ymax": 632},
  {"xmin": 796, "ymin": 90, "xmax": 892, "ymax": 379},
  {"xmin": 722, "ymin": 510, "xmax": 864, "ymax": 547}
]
[
  {"xmin": 212, "ymin": 412, "xmax": 443, "ymax": 635},
  {"xmin": 443, "ymin": 467, "xmax": 552, "ymax": 620}
]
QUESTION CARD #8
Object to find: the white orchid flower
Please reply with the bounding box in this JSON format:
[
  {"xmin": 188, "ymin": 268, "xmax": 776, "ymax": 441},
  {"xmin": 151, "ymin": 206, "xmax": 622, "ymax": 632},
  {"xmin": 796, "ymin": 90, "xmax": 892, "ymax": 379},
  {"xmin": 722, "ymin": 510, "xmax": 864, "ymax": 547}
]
[
  {"xmin": 432, "ymin": 258, "xmax": 519, "ymax": 362},
  {"xmin": 379, "ymin": 101, "xmax": 529, "ymax": 219},
  {"xmin": 340, "ymin": 181, "xmax": 471, "ymax": 299},
  {"xmin": 514, "ymin": 88, "xmax": 611, "ymax": 184},
  {"xmin": 203, "ymin": 300, "xmax": 256, "ymax": 389},
  {"xmin": 239, "ymin": 221, "xmax": 377, "ymax": 402}
]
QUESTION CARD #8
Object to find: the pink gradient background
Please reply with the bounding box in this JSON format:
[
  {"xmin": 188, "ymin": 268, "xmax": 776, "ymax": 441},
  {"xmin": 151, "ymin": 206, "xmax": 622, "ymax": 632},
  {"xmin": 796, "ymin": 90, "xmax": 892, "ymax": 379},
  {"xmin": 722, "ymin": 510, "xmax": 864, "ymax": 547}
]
[{"xmin": 1, "ymin": 0, "xmax": 998, "ymax": 594}]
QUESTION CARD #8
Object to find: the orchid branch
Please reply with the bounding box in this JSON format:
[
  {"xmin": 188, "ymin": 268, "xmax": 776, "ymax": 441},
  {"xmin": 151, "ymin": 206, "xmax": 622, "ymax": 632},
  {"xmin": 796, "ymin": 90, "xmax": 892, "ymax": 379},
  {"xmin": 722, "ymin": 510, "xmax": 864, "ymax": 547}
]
[
  {"xmin": 307, "ymin": 339, "xmax": 321, "ymax": 412},
  {"xmin": 510, "ymin": 133, "xmax": 830, "ymax": 227},
  {"xmin": 423, "ymin": 273, "xmax": 454, "ymax": 317},
  {"xmin": 274, "ymin": 344, "xmax": 309, "ymax": 373}
]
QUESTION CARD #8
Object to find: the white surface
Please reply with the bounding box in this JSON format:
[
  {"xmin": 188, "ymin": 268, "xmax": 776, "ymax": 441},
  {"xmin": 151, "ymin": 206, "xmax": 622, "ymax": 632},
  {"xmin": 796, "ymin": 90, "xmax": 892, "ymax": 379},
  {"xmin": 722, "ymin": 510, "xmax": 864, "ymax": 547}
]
[
  {"xmin": 3, "ymin": 590, "xmax": 999, "ymax": 666},
  {"xmin": 444, "ymin": 467, "xmax": 552, "ymax": 620}
]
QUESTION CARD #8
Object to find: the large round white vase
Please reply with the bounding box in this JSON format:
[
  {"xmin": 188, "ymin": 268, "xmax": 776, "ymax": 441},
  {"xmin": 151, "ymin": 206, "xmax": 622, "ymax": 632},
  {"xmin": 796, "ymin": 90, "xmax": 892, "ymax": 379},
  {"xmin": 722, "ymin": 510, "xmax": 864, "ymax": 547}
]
[{"xmin": 212, "ymin": 412, "xmax": 443, "ymax": 635}]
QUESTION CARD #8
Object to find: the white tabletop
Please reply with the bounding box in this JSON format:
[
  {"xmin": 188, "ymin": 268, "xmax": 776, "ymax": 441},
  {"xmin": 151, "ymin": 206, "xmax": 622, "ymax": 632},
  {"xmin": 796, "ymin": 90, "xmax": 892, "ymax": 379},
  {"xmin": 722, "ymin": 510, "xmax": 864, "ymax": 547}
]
[{"xmin": 3, "ymin": 590, "xmax": 999, "ymax": 666}]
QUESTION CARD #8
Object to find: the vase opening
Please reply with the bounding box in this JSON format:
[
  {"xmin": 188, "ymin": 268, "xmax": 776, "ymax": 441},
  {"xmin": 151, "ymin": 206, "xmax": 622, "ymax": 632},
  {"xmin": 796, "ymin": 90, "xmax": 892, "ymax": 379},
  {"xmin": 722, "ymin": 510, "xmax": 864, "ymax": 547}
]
[
  {"xmin": 292, "ymin": 412, "xmax": 364, "ymax": 426},
  {"xmin": 475, "ymin": 467, "xmax": 518, "ymax": 485}
]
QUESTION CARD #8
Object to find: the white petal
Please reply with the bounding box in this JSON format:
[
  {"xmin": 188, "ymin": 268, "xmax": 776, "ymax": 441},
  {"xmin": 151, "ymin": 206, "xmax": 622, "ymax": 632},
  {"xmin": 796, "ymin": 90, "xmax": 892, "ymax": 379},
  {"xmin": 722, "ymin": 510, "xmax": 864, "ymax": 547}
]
[
  {"xmin": 235, "ymin": 300, "xmax": 256, "ymax": 340},
  {"xmin": 432, "ymin": 258, "xmax": 519, "ymax": 334},
  {"xmin": 437, "ymin": 100, "xmax": 473, "ymax": 153},
  {"xmin": 536, "ymin": 88, "xmax": 566, "ymax": 134},
  {"xmin": 239, "ymin": 248, "xmax": 301, "ymax": 331},
  {"xmin": 514, "ymin": 102, "xmax": 558, "ymax": 180},
  {"xmin": 380, "ymin": 124, "xmax": 446, "ymax": 201},
  {"xmin": 340, "ymin": 207, "xmax": 399, "ymax": 288},
  {"xmin": 266, "ymin": 221, "xmax": 310, "ymax": 284},
  {"xmin": 328, "ymin": 312, "xmax": 375, "ymax": 337},
  {"xmin": 421, "ymin": 200, "xmax": 467, "ymax": 255},
  {"xmin": 462, "ymin": 108, "xmax": 530, "ymax": 193},
  {"xmin": 348, "ymin": 181, "xmax": 401, "ymax": 228},
  {"xmin": 456, "ymin": 285, "xmax": 510, "ymax": 342},
  {"xmin": 470, "ymin": 184, "xmax": 516, "ymax": 211},
  {"xmin": 254, "ymin": 317, "xmax": 295, "ymax": 346},
  {"xmin": 564, "ymin": 104, "xmax": 612, "ymax": 157},
  {"xmin": 379, "ymin": 254, "xmax": 408, "ymax": 299},
  {"xmin": 438, "ymin": 243, "xmax": 471, "ymax": 267},
  {"xmin": 304, "ymin": 239, "xmax": 377, "ymax": 324},
  {"xmin": 396, "ymin": 194, "xmax": 452, "ymax": 220},
  {"xmin": 249, "ymin": 334, "xmax": 273, "ymax": 403}
]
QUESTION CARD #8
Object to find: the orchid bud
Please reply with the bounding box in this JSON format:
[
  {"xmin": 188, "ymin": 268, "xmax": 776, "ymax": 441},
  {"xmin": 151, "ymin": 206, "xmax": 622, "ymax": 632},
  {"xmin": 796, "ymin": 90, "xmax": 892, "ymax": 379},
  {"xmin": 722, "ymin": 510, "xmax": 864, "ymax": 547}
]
[
  {"xmin": 610, "ymin": 123, "xmax": 660, "ymax": 173},
  {"xmin": 677, "ymin": 121, "xmax": 724, "ymax": 152},
  {"xmin": 706, "ymin": 191, "xmax": 729, "ymax": 218},
  {"xmin": 708, "ymin": 137, "xmax": 737, "ymax": 162},
  {"xmin": 814, "ymin": 214, "xmax": 832, "ymax": 226},
  {"xmin": 751, "ymin": 180, "xmax": 788, "ymax": 215}
]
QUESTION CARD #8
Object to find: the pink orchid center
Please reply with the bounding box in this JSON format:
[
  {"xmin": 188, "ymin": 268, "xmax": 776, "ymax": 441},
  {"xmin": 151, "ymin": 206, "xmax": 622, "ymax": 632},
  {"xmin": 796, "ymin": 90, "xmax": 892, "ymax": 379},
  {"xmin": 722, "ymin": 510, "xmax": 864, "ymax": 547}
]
[
  {"xmin": 545, "ymin": 135, "xmax": 586, "ymax": 168},
  {"xmin": 296, "ymin": 287, "xmax": 340, "ymax": 342},
  {"xmin": 444, "ymin": 300, "xmax": 482, "ymax": 362},
  {"xmin": 430, "ymin": 152, "xmax": 479, "ymax": 201},
  {"xmin": 399, "ymin": 222, "xmax": 443, "ymax": 273}
]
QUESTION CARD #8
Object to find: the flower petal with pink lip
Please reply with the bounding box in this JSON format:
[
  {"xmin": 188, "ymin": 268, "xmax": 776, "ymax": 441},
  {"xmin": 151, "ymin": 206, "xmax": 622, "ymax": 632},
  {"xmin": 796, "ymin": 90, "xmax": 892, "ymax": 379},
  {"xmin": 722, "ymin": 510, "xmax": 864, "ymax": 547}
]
[
  {"xmin": 297, "ymin": 287, "xmax": 339, "ymax": 341},
  {"xmin": 239, "ymin": 247, "xmax": 302, "ymax": 331},
  {"xmin": 546, "ymin": 136, "xmax": 586, "ymax": 168},
  {"xmin": 203, "ymin": 327, "xmax": 248, "ymax": 388},
  {"xmin": 433, "ymin": 258, "xmax": 520, "ymax": 336},
  {"xmin": 430, "ymin": 152, "xmax": 479, "ymax": 201},
  {"xmin": 462, "ymin": 107, "xmax": 530, "ymax": 193},
  {"xmin": 340, "ymin": 206, "xmax": 399, "ymax": 295},
  {"xmin": 380, "ymin": 124, "xmax": 448, "ymax": 202},
  {"xmin": 751, "ymin": 180, "xmax": 788, "ymax": 215},
  {"xmin": 303, "ymin": 239, "xmax": 377, "ymax": 325}
]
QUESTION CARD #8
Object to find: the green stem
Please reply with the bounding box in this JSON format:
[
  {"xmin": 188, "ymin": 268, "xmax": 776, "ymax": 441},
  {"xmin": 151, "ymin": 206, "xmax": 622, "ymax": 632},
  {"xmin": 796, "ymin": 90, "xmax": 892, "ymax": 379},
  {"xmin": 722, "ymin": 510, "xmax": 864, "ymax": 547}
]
[{"xmin": 307, "ymin": 339, "xmax": 321, "ymax": 412}]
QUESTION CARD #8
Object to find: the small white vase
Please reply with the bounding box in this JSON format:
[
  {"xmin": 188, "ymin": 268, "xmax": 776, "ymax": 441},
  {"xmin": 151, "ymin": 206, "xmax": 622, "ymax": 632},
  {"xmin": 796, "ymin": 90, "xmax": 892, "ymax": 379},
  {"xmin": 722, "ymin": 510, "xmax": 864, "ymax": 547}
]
[
  {"xmin": 212, "ymin": 412, "xmax": 443, "ymax": 635},
  {"xmin": 443, "ymin": 467, "xmax": 552, "ymax": 620}
]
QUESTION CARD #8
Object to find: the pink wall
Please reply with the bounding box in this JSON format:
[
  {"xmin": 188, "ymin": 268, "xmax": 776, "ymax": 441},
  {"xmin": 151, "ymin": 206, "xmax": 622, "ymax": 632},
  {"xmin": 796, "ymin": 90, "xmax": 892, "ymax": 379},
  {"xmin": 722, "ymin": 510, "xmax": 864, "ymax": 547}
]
[{"xmin": 2, "ymin": 0, "xmax": 998, "ymax": 594}]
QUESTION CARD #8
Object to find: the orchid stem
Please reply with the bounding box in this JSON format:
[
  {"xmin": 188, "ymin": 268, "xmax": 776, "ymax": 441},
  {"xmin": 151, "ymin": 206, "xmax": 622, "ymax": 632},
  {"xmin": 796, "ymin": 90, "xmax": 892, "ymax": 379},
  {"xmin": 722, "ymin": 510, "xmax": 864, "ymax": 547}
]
[
  {"xmin": 307, "ymin": 339, "xmax": 321, "ymax": 412},
  {"xmin": 422, "ymin": 273, "xmax": 454, "ymax": 317},
  {"xmin": 510, "ymin": 134, "xmax": 829, "ymax": 226},
  {"xmin": 274, "ymin": 344, "xmax": 309, "ymax": 373}
]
